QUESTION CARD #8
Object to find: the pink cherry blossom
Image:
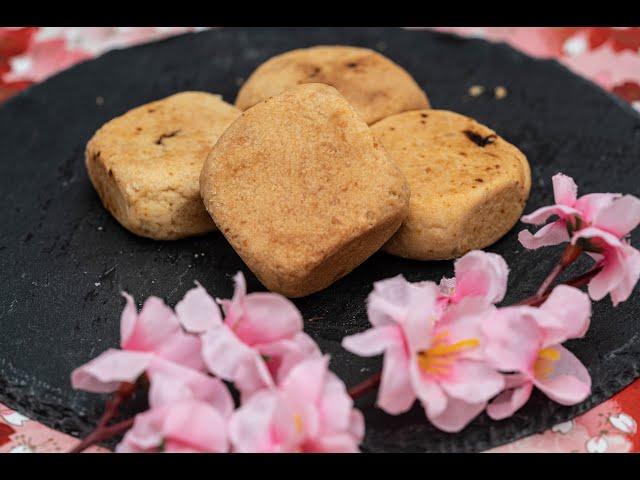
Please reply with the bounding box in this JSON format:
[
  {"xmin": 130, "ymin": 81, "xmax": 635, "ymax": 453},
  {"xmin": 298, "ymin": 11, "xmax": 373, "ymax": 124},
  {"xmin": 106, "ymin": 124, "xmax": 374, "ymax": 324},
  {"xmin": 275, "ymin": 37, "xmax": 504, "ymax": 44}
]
[
  {"xmin": 116, "ymin": 372, "xmax": 233, "ymax": 453},
  {"xmin": 519, "ymin": 173, "xmax": 640, "ymax": 249},
  {"xmin": 182, "ymin": 273, "xmax": 320, "ymax": 399},
  {"xmin": 483, "ymin": 285, "xmax": 592, "ymax": 420},
  {"xmin": 342, "ymin": 275, "xmax": 504, "ymax": 432},
  {"xmin": 71, "ymin": 293, "xmax": 204, "ymax": 393},
  {"xmin": 572, "ymin": 228, "xmax": 640, "ymax": 306},
  {"xmin": 228, "ymin": 356, "xmax": 364, "ymax": 452},
  {"xmin": 438, "ymin": 250, "xmax": 509, "ymax": 306}
]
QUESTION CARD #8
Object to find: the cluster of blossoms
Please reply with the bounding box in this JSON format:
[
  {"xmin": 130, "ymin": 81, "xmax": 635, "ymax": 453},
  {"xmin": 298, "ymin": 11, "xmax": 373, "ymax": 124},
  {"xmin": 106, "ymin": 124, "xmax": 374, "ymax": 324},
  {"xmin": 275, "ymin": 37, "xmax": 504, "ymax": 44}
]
[
  {"xmin": 343, "ymin": 252, "xmax": 592, "ymax": 431},
  {"xmin": 70, "ymin": 173, "xmax": 640, "ymax": 451},
  {"xmin": 72, "ymin": 273, "xmax": 363, "ymax": 452}
]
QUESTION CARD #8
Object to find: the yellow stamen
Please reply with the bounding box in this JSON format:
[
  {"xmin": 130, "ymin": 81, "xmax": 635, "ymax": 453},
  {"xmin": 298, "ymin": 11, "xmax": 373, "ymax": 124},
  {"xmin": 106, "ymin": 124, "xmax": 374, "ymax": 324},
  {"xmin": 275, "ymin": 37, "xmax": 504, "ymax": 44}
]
[
  {"xmin": 427, "ymin": 338, "xmax": 480, "ymax": 356},
  {"xmin": 538, "ymin": 347, "xmax": 561, "ymax": 361},
  {"xmin": 417, "ymin": 337, "xmax": 480, "ymax": 376},
  {"xmin": 293, "ymin": 413, "xmax": 304, "ymax": 434},
  {"xmin": 534, "ymin": 347, "xmax": 561, "ymax": 379}
]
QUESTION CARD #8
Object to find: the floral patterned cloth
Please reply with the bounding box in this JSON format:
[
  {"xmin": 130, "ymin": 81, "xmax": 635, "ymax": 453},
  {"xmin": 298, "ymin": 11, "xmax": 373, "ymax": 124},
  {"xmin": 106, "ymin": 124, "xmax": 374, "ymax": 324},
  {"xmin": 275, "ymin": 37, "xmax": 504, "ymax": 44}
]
[{"xmin": 0, "ymin": 26, "xmax": 638, "ymax": 453}]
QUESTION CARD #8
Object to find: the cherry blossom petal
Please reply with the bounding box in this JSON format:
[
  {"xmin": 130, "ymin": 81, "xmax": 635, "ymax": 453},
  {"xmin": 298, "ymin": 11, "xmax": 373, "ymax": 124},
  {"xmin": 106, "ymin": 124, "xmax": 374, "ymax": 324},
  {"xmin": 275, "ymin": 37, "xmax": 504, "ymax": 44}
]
[
  {"xmin": 281, "ymin": 355, "xmax": 328, "ymax": 406},
  {"xmin": 229, "ymin": 390, "xmax": 279, "ymax": 453},
  {"xmin": 453, "ymin": 251, "xmax": 509, "ymax": 304},
  {"xmin": 348, "ymin": 409, "xmax": 365, "ymax": 442},
  {"xmin": 552, "ymin": 173, "xmax": 578, "ymax": 206},
  {"xmin": 160, "ymin": 402, "xmax": 229, "ymax": 453},
  {"xmin": 219, "ymin": 271, "xmax": 247, "ymax": 320},
  {"xmin": 377, "ymin": 346, "xmax": 416, "ymax": 414},
  {"xmin": 518, "ymin": 221, "xmax": 570, "ymax": 250},
  {"xmin": 574, "ymin": 192, "xmax": 621, "ymax": 223},
  {"xmin": 146, "ymin": 360, "xmax": 234, "ymax": 416},
  {"xmin": 232, "ymin": 293, "xmax": 303, "ymax": 345},
  {"xmin": 439, "ymin": 359, "xmax": 505, "ymax": 404},
  {"xmin": 147, "ymin": 372, "xmax": 193, "ymax": 407},
  {"xmin": 590, "ymin": 195, "xmax": 640, "ymax": 237},
  {"xmin": 260, "ymin": 332, "xmax": 321, "ymax": 383},
  {"xmin": 116, "ymin": 407, "xmax": 166, "ymax": 452},
  {"xmin": 533, "ymin": 345, "xmax": 591, "ymax": 405},
  {"xmin": 175, "ymin": 282, "xmax": 223, "ymax": 333},
  {"xmin": 122, "ymin": 296, "xmax": 179, "ymax": 352},
  {"xmin": 200, "ymin": 326, "xmax": 258, "ymax": 381},
  {"xmin": 342, "ymin": 325, "xmax": 402, "ymax": 357},
  {"xmin": 572, "ymin": 227, "xmax": 640, "ymax": 305},
  {"xmin": 152, "ymin": 329, "xmax": 204, "ymax": 371},
  {"xmin": 521, "ymin": 205, "xmax": 579, "ymax": 225},
  {"xmin": 482, "ymin": 307, "xmax": 542, "ymax": 373},
  {"xmin": 410, "ymin": 365, "xmax": 448, "ymax": 419},
  {"xmin": 309, "ymin": 435, "xmax": 361, "ymax": 452},
  {"xmin": 428, "ymin": 396, "xmax": 487, "ymax": 433},
  {"xmin": 318, "ymin": 371, "xmax": 355, "ymax": 435},
  {"xmin": 366, "ymin": 275, "xmax": 414, "ymax": 327},
  {"xmin": 119, "ymin": 292, "xmax": 138, "ymax": 345},
  {"xmin": 608, "ymin": 244, "xmax": 640, "ymax": 306},
  {"xmin": 440, "ymin": 297, "xmax": 493, "ymax": 350},
  {"xmin": 71, "ymin": 349, "xmax": 152, "ymax": 393},
  {"xmin": 538, "ymin": 285, "xmax": 592, "ymax": 342},
  {"xmin": 233, "ymin": 355, "xmax": 277, "ymax": 400},
  {"xmin": 487, "ymin": 380, "xmax": 534, "ymax": 420},
  {"xmin": 403, "ymin": 282, "xmax": 440, "ymax": 352},
  {"xmin": 118, "ymin": 401, "xmax": 229, "ymax": 453}
]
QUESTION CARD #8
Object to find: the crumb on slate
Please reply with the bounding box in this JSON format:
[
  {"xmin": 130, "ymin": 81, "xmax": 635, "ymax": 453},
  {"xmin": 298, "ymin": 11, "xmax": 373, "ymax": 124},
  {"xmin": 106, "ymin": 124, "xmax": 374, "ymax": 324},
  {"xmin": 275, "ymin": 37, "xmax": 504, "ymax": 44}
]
[
  {"xmin": 494, "ymin": 86, "xmax": 508, "ymax": 99},
  {"xmin": 468, "ymin": 85, "xmax": 485, "ymax": 97},
  {"xmin": 96, "ymin": 96, "xmax": 104, "ymax": 106}
]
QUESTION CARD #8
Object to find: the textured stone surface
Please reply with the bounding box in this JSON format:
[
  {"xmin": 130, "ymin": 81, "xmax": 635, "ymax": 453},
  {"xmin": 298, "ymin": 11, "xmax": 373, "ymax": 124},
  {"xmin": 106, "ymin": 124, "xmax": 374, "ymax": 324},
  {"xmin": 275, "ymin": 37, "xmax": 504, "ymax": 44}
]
[{"xmin": 0, "ymin": 27, "xmax": 639, "ymax": 452}]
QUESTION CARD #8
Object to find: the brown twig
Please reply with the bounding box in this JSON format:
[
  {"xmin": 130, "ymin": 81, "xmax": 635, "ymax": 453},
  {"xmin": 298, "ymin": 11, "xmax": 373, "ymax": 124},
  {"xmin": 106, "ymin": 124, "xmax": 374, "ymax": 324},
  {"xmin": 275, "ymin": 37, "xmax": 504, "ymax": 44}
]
[
  {"xmin": 348, "ymin": 372, "xmax": 382, "ymax": 400},
  {"xmin": 536, "ymin": 243, "xmax": 583, "ymax": 297},
  {"xmin": 68, "ymin": 382, "xmax": 135, "ymax": 453},
  {"xmin": 69, "ymin": 417, "xmax": 134, "ymax": 453}
]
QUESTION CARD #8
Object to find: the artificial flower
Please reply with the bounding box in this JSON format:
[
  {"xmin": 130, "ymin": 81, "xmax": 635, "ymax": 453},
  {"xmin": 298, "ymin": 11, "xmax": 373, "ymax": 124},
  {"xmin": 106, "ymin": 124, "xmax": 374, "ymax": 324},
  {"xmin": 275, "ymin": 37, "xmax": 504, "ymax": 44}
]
[
  {"xmin": 116, "ymin": 372, "xmax": 233, "ymax": 453},
  {"xmin": 483, "ymin": 285, "xmax": 592, "ymax": 420},
  {"xmin": 179, "ymin": 274, "xmax": 319, "ymax": 399},
  {"xmin": 519, "ymin": 173, "xmax": 640, "ymax": 250},
  {"xmin": 572, "ymin": 228, "xmax": 640, "ymax": 306},
  {"xmin": 438, "ymin": 250, "xmax": 509, "ymax": 306},
  {"xmin": 343, "ymin": 275, "xmax": 503, "ymax": 432},
  {"xmin": 228, "ymin": 356, "xmax": 364, "ymax": 452}
]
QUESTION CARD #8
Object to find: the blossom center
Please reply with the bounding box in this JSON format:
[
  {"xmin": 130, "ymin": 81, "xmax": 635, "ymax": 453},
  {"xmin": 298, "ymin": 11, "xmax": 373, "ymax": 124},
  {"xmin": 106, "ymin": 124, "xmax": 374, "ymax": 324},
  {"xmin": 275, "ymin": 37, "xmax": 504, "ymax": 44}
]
[
  {"xmin": 417, "ymin": 335, "xmax": 480, "ymax": 376},
  {"xmin": 533, "ymin": 347, "xmax": 561, "ymax": 379},
  {"xmin": 293, "ymin": 413, "xmax": 304, "ymax": 434}
]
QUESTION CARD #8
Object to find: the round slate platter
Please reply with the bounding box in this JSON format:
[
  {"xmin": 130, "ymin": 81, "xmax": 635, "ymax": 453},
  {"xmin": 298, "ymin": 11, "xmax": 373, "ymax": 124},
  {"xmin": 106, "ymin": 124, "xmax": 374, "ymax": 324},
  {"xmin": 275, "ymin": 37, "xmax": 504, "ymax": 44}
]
[{"xmin": 1, "ymin": 27, "xmax": 640, "ymax": 453}]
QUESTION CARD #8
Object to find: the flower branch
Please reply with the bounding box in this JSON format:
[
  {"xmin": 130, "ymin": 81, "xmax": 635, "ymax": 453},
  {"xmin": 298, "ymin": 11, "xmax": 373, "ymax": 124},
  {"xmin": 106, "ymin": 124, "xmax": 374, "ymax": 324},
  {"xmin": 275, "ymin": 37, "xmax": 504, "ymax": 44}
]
[{"xmin": 67, "ymin": 172, "xmax": 640, "ymax": 451}]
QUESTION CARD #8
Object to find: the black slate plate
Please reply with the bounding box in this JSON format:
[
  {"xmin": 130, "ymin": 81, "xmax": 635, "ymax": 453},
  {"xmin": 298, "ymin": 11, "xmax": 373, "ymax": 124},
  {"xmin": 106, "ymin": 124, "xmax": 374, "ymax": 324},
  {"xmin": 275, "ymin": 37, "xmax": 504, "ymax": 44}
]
[{"xmin": 1, "ymin": 27, "xmax": 640, "ymax": 453}]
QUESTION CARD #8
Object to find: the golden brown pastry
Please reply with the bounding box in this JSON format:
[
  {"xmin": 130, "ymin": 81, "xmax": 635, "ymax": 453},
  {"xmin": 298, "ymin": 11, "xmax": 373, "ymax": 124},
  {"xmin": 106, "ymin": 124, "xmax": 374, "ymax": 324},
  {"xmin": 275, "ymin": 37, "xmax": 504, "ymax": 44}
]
[
  {"xmin": 201, "ymin": 83, "xmax": 410, "ymax": 297},
  {"xmin": 371, "ymin": 109, "xmax": 531, "ymax": 260},
  {"xmin": 86, "ymin": 92, "xmax": 241, "ymax": 240},
  {"xmin": 235, "ymin": 45, "xmax": 429, "ymax": 125}
]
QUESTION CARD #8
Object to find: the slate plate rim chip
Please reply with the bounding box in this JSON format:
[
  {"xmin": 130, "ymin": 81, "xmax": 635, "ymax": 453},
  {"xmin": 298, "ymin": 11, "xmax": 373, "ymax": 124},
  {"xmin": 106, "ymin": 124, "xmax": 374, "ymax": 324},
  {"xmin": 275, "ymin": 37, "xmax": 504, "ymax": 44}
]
[{"xmin": 1, "ymin": 27, "xmax": 639, "ymax": 453}]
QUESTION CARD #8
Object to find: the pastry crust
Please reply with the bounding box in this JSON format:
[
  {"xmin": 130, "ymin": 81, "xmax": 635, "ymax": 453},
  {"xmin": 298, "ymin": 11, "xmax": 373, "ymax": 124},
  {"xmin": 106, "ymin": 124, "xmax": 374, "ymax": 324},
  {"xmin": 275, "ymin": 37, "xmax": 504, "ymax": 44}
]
[
  {"xmin": 85, "ymin": 92, "xmax": 241, "ymax": 240},
  {"xmin": 371, "ymin": 109, "xmax": 531, "ymax": 260},
  {"xmin": 202, "ymin": 83, "xmax": 410, "ymax": 297},
  {"xmin": 235, "ymin": 45, "xmax": 429, "ymax": 125}
]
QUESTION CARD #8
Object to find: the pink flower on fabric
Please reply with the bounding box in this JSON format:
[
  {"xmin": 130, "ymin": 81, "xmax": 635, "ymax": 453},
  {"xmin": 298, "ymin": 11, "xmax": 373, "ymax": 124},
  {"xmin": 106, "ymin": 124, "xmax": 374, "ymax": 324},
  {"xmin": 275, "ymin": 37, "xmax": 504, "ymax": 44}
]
[
  {"xmin": 229, "ymin": 356, "xmax": 364, "ymax": 452},
  {"xmin": 71, "ymin": 293, "xmax": 204, "ymax": 393},
  {"xmin": 116, "ymin": 371, "xmax": 234, "ymax": 453},
  {"xmin": 180, "ymin": 273, "xmax": 320, "ymax": 399},
  {"xmin": 483, "ymin": 285, "xmax": 592, "ymax": 420},
  {"xmin": 438, "ymin": 250, "xmax": 509, "ymax": 306},
  {"xmin": 342, "ymin": 276, "xmax": 504, "ymax": 432},
  {"xmin": 519, "ymin": 173, "xmax": 640, "ymax": 249},
  {"xmin": 572, "ymin": 228, "xmax": 640, "ymax": 306}
]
